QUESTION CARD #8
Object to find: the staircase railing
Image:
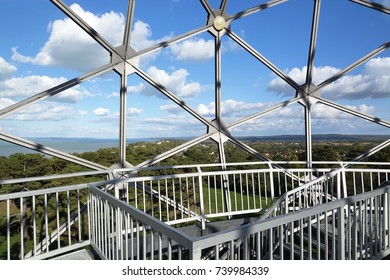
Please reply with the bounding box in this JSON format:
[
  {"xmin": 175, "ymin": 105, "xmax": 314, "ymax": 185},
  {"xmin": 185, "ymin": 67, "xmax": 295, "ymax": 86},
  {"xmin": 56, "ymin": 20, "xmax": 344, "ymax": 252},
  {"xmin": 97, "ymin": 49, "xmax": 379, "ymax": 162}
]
[
  {"xmin": 260, "ymin": 166, "xmax": 390, "ymax": 221},
  {"xmin": 88, "ymin": 186, "xmax": 195, "ymax": 260},
  {"xmin": 190, "ymin": 181, "xmax": 390, "ymax": 260}
]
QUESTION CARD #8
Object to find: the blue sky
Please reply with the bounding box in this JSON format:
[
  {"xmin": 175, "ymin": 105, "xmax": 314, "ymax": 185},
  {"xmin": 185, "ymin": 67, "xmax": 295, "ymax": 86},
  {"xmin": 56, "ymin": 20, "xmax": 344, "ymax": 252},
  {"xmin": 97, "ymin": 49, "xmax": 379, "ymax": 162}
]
[{"xmin": 0, "ymin": 0, "xmax": 389, "ymax": 142}]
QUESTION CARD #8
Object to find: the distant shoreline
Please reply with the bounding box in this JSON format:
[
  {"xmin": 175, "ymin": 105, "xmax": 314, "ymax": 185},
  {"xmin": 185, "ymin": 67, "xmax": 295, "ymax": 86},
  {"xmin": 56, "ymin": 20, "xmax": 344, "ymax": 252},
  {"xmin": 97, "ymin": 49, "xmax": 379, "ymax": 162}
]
[{"xmin": 1, "ymin": 134, "xmax": 389, "ymax": 157}]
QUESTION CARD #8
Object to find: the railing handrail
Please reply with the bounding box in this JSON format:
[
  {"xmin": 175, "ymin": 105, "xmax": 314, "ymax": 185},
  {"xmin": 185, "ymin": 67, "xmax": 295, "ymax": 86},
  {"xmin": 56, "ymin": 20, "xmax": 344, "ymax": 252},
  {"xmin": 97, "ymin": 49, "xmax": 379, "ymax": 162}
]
[
  {"xmin": 259, "ymin": 168, "xmax": 344, "ymax": 220},
  {"xmin": 2, "ymin": 160, "xmax": 389, "ymax": 186},
  {"xmin": 259, "ymin": 163, "xmax": 390, "ymax": 221},
  {"xmin": 88, "ymin": 185, "xmax": 194, "ymax": 249},
  {"xmin": 0, "ymin": 170, "xmax": 111, "ymax": 186},
  {"xmin": 191, "ymin": 181, "xmax": 390, "ymax": 251},
  {"xmin": 0, "ymin": 183, "xmax": 88, "ymax": 200},
  {"xmin": 112, "ymin": 160, "xmax": 390, "ymax": 175},
  {"xmin": 1, "ymin": 160, "xmax": 389, "ymax": 191},
  {"xmin": 90, "ymin": 165, "xmax": 390, "ymax": 189}
]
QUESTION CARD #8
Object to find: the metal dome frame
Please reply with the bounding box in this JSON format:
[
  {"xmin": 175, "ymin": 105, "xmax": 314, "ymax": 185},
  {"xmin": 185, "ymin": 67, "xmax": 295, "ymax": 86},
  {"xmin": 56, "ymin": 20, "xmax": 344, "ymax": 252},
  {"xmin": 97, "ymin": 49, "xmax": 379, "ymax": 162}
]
[{"xmin": 0, "ymin": 0, "xmax": 389, "ymax": 171}]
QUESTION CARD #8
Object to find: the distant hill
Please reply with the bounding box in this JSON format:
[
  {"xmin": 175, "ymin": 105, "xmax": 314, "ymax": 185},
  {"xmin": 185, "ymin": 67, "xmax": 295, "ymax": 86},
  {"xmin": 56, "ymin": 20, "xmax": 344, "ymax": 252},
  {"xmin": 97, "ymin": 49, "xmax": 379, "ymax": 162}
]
[{"xmin": 237, "ymin": 134, "xmax": 390, "ymax": 142}]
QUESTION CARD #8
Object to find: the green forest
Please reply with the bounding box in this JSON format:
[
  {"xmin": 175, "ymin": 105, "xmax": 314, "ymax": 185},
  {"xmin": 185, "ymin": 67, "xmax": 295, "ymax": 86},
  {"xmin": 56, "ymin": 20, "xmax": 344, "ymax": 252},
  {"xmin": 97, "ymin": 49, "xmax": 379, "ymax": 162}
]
[{"xmin": 0, "ymin": 139, "xmax": 389, "ymax": 195}]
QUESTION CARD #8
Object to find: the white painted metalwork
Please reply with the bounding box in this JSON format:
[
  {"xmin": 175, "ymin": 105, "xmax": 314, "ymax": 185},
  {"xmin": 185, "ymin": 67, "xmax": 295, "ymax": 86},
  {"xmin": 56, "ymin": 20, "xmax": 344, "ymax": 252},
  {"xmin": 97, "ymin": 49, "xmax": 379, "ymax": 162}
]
[
  {"xmin": 0, "ymin": 0, "xmax": 388, "ymax": 170},
  {"xmin": 0, "ymin": 0, "xmax": 389, "ymax": 261},
  {"xmin": 1, "ymin": 162, "xmax": 389, "ymax": 260},
  {"xmin": 190, "ymin": 182, "xmax": 390, "ymax": 260},
  {"xmin": 0, "ymin": 184, "xmax": 90, "ymax": 260}
]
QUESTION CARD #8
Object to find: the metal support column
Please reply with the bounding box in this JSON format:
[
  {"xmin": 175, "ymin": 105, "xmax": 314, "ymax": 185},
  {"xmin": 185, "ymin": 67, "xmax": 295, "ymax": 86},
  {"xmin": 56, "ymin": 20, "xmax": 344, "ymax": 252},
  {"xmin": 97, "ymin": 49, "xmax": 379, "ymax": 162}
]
[
  {"xmin": 304, "ymin": 105, "xmax": 313, "ymax": 168},
  {"xmin": 119, "ymin": 73, "xmax": 127, "ymax": 167},
  {"xmin": 304, "ymin": 0, "xmax": 321, "ymax": 169}
]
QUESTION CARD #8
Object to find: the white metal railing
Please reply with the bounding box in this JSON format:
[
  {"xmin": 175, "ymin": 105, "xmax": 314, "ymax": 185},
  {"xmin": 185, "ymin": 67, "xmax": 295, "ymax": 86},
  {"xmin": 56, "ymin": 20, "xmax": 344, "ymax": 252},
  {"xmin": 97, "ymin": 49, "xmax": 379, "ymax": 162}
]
[
  {"xmin": 0, "ymin": 184, "xmax": 90, "ymax": 260},
  {"xmin": 90, "ymin": 166, "xmax": 317, "ymax": 227},
  {"xmin": 87, "ymin": 180, "xmax": 390, "ymax": 260},
  {"xmin": 88, "ymin": 187, "xmax": 194, "ymax": 260},
  {"xmin": 1, "ymin": 161, "xmax": 390, "ymax": 260},
  {"xmin": 189, "ymin": 181, "xmax": 390, "ymax": 260},
  {"xmin": 260, "ymin": 167, "xmax": 390, "ymax": 220}
]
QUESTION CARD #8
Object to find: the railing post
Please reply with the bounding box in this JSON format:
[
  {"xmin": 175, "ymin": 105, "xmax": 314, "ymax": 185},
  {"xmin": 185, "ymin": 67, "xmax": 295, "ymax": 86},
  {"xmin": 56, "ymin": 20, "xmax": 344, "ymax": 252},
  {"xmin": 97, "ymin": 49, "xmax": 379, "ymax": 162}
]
[
  {"xmin": 270, "ymin": 168, "xmax": 275, "ymax": 202},
  {"xmin": 190, "ymin": 244, "xmax": 202, "ymax": 260},
  {"xmin": 385, "ymin": 192, "xmax": 389, "ymax": 249},
  {"xmin": 337, "ymin": 206, "xmax": 346, "ymax": 260},
  {"xmin": 341, "ymin": 168, "xmax": 347, "ymax": 198},
  {"xmin": 86, "ymin": 184, "xmax": 92, "ymax": 245},
  {"xmin": 336, "ymin": 172, "xmax": 341, "ymax": 200},
  {"xmin": 6, "ymin": 199, "xmax": 10, "ymax": 260},
  {"xmin": 198, "ymin": 169, "xmax": 206, "ymax": 230},
  {"xmin": 222, "ymin": 173, "xmax": 232, "ymax": 218}
]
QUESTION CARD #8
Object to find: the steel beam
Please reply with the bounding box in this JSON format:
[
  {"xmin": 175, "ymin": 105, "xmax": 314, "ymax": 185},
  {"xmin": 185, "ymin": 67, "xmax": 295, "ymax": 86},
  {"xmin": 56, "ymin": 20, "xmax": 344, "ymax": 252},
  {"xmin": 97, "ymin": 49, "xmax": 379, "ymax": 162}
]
[
  {"xmin": 314, "ymin": 41, "xmax": 390, "ymax": 95},
  {"xmin": 0, "ymin": 62, "xmax": 116, "ymax": 119},
  {"xmin": 51, "ymin": 0, "xmax": 118, "ymax": 56},
  {"xmin": 305, "ymin": 0, "xmax": 321, "ymax": 89},
  {"xmin": 215, "ymin": 32, "xmax": 222, "ymax": 126},
  {"xmin": 228, "ymin": 137, "xmax": 271, "ymax": 162},
  {"xmin": 304, "ymin": 0, "xmax": 322, "ymax": 168},
  {"xmin": 318, "ymin": 97, "xmax": 390, "ymax": 129},
  {"xmin": 228, "ymin": 0, "xmax": 288, "ymax": 21},
  {"xmin": 134, "ymin": 66, "xmax": 215, "ymax": 128},
  {"xmin": 347, "ymin": 139, "xmax": 390, "ymax": 165},
  {"xmin": 119, "ymin": 73, "xmax": 128, "ymax": 167},
  {"xmin": 0, "ymin": 132, "xmax": 107, "ymax": 171},
  {"xmin": 220, "ymin": 0, "xmax": 229, "ymax": 12},
  {"xmin": 135, "ymin": 25, "xmax": 210, "ymax": 58},
  {"xmin": 136, "ymin": 133, "xmax": 212, "ymax": 168},
  {"xmin": 227, "ymin": 30, "xmax": 304, "ymax": 94},
  {"xmin": 350, "ymin": 0, "xmax": 390, "ymax": 15},
  {"xmin": 304, "ymin": 105, "xmax": 313, "ymax": 168},
  {"xmin": 228, "ymin": 97, "xmax": 301, "ymax": 129},
  {"xmin": 200, "ymin": 0, "xmax": 215, "ymax": 17},
  {"xmin": 123, "ymin": 0, "xmax": 136, "ymax": 48}
]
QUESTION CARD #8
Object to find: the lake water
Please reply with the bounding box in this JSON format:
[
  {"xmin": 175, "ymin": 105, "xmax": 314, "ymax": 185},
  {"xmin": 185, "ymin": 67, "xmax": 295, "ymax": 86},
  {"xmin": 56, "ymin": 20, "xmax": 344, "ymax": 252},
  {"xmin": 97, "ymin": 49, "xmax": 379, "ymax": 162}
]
[{"xmin": 0, "ymin": 138, "xmax": 155, "ymax": 157}]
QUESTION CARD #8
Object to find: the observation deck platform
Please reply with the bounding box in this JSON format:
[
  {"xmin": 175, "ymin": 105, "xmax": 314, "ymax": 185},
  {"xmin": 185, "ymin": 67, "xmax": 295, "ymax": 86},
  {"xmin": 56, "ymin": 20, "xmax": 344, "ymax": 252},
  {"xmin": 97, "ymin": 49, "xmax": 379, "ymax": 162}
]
[{"xmin": 3, "ymin": 161, "xmax": 388, "ymax": 260}]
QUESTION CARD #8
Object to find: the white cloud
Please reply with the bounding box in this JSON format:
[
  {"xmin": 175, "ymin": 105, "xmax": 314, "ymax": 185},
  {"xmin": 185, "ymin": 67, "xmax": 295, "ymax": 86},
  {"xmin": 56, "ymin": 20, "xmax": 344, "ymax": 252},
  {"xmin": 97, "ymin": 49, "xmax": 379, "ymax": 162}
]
[
  {"xmin": 160, "ymin": 104, "xmax": 183, "ymax": 114},
  {"xmin": 129, "ymin": 66, "xmax": 203, "ymax": 98},
  {"xmin": 169, "ymin": 37, "xmax": 242, "ymax": 62},
  {"xmin": 0, "ymin": 57, "xmax": 17, "ymax": 81},
  {"xmin": 231, "ymin": 102, "xmax": 378, "ymax": 135},
  {"xmin": 170, "ymin": 38, "xmax": 214, "ymax": 62},
  {"xmin": 107, "ymin": 92, "xmax": 120, "ymax": 98},
  {"xmin": 78, "ymin": 109, "xmax": 87, "ymax": 116},
  {"xmin": 267, "ymin": 65, "xmax": 339, "ymax": 95},
  {"xmin": 312, "ymin": 103, "xmax": 375, "ymax": 119},
  {"xmin": 93, "ymin": 107, "xmax": 109, "ymax": 116},
  {"xmin": 310, "ymin": 103, "xmax": 379, "ymax": 133},
  {"xmin": 0, "ymin": 97, "xmax": 15, "ymax": 109},
  {"xmin": 4, "ymin": 102, "xmax": 73, "ymax": 121},
  {"xmin": 127, "ymin": 83, "xmax": 146, "ymax": 93},
  {"xmin": 146, "ymin": 66, "xmax": 202, "ymax": 97},
  {"xmin": 128, "ymin": 107, "xmax": 143, "ymax": 116},
  {"xmin": 0, "ymin": 75, "xmax": 92, "ymax": 102},
  {"xmin": 197, "ymin": 99, "xmax": 267, "ymax": 117},
  {"xmin": 130, "ymin": 20, "xmax": 170, "ymax": 51},
  {"xmin": 144, "ymin": 115, "xmax": 199, "ymax": 126},
  {"xmin": 128, "ymin": 20, "xmax": 172, "ymax": 64},
  {"xmin": 268, "ymin": 57, "xmax": 390, "ymax": 100},
  {"xmin": 11, "ymin": 6, "xmax": 172, "ymax": 71},
  {"xmin": 11, "ymin": 4, "xmax": 125, "ymax": 72}
]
